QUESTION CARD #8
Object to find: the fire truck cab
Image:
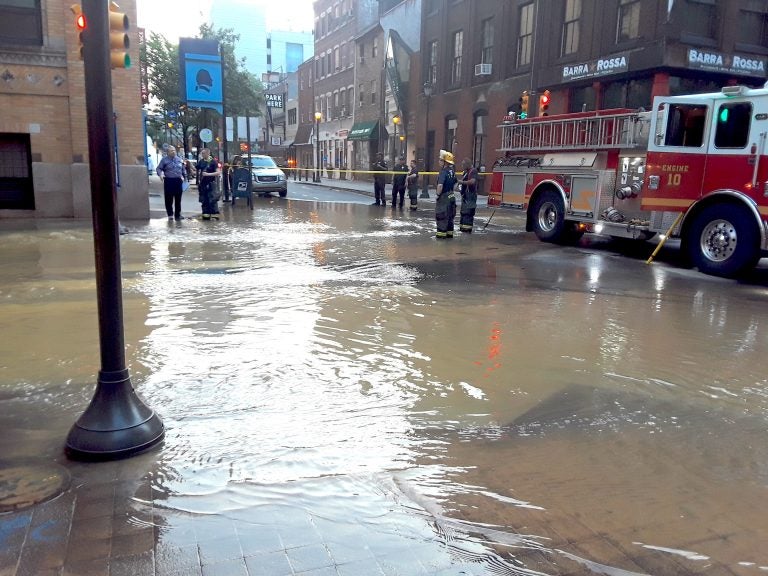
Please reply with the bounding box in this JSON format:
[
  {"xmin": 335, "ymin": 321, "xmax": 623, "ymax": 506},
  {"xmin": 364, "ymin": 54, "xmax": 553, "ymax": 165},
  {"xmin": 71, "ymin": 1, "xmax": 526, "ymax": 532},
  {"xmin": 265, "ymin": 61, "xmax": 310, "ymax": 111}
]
[{"xmin": 489, "ymin": 84, "xmax": 768, "ymax": 277}]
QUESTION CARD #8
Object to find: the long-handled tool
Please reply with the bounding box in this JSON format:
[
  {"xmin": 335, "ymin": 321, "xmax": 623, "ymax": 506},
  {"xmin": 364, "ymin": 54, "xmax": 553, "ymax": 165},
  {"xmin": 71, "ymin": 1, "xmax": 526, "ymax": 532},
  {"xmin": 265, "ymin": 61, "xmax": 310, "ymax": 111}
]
[
  {"xmin": 646, "ymin": 211, "xmax": 685, "ymax": 265},
  {"xmin": 482, "ymin": 209, "xmax": 497, "ymax": 231}
]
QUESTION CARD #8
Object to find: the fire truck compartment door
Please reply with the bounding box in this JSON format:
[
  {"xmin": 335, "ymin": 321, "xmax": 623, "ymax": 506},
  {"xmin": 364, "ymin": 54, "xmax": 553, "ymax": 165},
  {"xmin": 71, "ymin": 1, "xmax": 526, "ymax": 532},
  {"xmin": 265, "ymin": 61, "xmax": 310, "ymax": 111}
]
[
  {"xmin": 542, "ymin": 153, "xmax": 597, "ymax": 167},
  {"xmin": 501, "ymin": 173, "xmax": 526, "ymax": 206},
  {"xmin": 569, "ymin": 176, "xmax": 599, "ymax": 216}
]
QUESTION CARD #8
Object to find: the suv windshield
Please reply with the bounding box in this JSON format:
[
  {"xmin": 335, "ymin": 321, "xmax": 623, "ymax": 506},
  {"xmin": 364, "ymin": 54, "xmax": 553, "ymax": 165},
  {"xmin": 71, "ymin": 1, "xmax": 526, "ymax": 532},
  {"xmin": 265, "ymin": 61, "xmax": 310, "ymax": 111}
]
[{"xmin": 250, "ymin": 157, "xmax": 277, "ymax": 168}]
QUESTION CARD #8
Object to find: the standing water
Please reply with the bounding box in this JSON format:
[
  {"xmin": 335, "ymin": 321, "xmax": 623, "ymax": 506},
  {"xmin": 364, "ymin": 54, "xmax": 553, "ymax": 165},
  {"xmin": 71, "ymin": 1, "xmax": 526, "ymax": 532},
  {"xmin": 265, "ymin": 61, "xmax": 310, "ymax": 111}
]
[{"xmin": 1, "ymin": 200, "xmax": 767, "ymax": 575}]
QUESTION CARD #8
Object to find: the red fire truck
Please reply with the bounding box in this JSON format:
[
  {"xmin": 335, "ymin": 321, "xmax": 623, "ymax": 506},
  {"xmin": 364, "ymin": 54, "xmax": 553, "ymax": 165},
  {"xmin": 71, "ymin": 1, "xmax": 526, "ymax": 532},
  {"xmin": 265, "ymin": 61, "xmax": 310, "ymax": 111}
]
[{"xmin": 488, "ymin": 84, "xmax": 768, "ymax": 277}]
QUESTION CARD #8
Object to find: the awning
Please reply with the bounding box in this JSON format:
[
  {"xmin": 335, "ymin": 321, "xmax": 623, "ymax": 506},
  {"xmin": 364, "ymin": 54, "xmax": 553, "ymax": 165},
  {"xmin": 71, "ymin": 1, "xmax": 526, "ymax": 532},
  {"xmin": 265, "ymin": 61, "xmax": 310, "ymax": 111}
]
[
  {"xmin": 348, "ymin": 121, "xmax": 379, "ymax": 141},
  {"xmin": 293, "ymin": 123, "xmax": 314, "ymax": 146}
]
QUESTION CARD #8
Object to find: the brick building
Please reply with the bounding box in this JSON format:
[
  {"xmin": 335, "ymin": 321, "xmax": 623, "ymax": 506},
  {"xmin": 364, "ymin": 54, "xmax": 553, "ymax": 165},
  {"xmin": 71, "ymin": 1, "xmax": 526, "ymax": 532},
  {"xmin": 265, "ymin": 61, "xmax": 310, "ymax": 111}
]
[
  {"xmin": 313, "ymin": 0, "xmax": 381, "ymax": 174},
  {"xmin": 294, "ymin": 57, "xmax": 315, "ymax": 171},
  {"xmin": 0, "ymin": 0, "xmax": 146, "ymax": 219},
  {"xmin": 350, "ymin": 23, "xmax": 385, "ymax": 170},
  {"xmin": 419, "ymin": 0, "xmax": 768, "ymax": 174}
]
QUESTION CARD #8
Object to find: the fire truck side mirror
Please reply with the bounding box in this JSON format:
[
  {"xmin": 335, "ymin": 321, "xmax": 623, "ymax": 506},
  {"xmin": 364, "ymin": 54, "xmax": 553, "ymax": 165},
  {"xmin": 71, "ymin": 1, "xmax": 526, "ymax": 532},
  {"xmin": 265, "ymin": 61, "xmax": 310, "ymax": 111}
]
[{"xmin": 654, "ymin": 132, "xmax": 664, "ymax": 146}]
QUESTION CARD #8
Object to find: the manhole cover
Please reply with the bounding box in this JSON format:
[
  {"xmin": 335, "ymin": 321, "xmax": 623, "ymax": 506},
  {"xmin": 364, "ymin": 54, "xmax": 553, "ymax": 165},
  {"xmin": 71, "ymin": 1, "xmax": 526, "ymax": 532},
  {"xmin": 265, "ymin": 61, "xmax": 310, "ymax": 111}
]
[{"xmin": 0, "ymin": 463, "xmax": 70, "ymax": 513}]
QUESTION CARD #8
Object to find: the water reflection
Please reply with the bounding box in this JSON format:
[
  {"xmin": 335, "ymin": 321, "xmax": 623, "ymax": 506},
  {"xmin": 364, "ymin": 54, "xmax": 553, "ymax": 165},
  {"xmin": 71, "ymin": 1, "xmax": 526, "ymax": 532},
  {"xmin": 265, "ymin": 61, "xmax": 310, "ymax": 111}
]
[{"xmin": 1, "ymin": 202, "xmax": 767, "ymax": 574}]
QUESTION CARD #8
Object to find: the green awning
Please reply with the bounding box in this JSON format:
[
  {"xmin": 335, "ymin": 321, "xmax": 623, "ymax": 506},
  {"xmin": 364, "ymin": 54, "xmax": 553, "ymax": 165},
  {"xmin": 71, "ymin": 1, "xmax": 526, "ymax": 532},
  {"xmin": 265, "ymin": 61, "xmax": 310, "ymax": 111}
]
[{"xmin": 348, "ymin": 121, "xmax": 379, "ymax": 141}]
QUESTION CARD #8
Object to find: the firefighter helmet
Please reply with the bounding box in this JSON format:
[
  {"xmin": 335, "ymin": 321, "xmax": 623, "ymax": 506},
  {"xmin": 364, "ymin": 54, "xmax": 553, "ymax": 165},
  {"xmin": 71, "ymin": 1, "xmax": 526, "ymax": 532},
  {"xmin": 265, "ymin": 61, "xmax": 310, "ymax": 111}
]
[{"xmin": 439, "ymin": 149, "xmax": 454, "ymax": 164}]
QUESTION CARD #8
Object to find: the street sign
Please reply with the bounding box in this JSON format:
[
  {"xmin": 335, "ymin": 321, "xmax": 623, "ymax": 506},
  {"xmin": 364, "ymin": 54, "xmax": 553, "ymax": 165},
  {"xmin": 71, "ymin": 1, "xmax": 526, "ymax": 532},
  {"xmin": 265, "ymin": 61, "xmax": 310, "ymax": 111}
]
[
  {"xmin": 265, "ymin": 93, "xmax": 283, "ymax": 108},
  {"xmin": 199, "ymin": 128, "xmax": 213, "ymax": 143}
]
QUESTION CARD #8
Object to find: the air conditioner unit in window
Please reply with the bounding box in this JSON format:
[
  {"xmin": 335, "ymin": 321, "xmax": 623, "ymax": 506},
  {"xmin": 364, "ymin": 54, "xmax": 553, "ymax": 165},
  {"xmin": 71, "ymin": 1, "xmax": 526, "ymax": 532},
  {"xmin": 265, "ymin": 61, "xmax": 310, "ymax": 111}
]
[{"xmin": 474, "ymin": 63, "xmax": 492, "ymax": 76}]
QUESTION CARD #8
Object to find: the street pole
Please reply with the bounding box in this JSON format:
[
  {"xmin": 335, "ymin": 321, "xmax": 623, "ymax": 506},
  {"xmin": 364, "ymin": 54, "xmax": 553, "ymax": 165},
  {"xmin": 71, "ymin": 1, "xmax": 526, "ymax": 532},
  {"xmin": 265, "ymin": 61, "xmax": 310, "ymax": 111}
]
[
  {"xmin": 421, "ymin": 83, "xmax": 432, "ymax": 198},
  {"xmin": 66, "ymin": 0, "xmax": 164, "ymax": 460},
  {"xmin": 314, "ymin": 112, "xmax": 321, "ymax": 182}
]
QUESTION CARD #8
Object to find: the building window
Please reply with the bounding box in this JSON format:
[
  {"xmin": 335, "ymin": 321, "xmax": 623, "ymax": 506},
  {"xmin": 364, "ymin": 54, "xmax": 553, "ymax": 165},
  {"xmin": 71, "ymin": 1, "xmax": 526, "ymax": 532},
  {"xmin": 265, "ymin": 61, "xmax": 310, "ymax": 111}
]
[
  {"xmin": 741, "ymin": 1, "xmax": 768, "ymax": 47},
  {"xmin": 685, "ymin": 0, "xmax": 718, "ymax": 40},
  {"xmin": 0, "ymin": 0, "xmax": 42, "ymax": 46},
  {"xmin": 426, "ymin": 0, "xmax": 439, "ymax": 13},
  {"xmin": 288, "ymin": 109, "xmax": 297, "ymax": 125},
  {"xmin": 472, "ymin": 110, "xmax": 487, "ymax": 168},
  {"xmin": 0, "ymin": 133, "xmax": 34, "ymax": 210},
  {"xmin": 561, "ymin": 0, "xmax": 581, "ymax": 56},
  {"xmin": 451, "ymin": 30, "xmax": 463, "ymax": 85},
  {"xmin": 359, "ymin": 42, "xmax": 365, "ymax": 64},
  {"xmin": 370, "ymin": 79, "xmax": 377, "ymax": 104},
  {"xmin": 428, "ymin": 40, "xmax": 438, "ymax": 86},
  {"xmin": 346, "ymin": 87, "xmax": 353, "ymax": 114},
  {"xmin": 517, "ymin": 3, "xmax": 534, "ymax": 67},
  {"xmin": 359, "ymin": 83, "xmax": 364, "ymax": 107},
  {"xmin": 617, "ymin": 0, "xmax": 640, "ymax": 43},
  {"xmin": 444, "ymin": 116, "xmax": 458, "ymax": 152},
  {"xmin": 481, "ymin": 18, "xmax": 493, "ymax": 65},
  {"xmin": 334, "ymin": 47, "xmax": 340, "ymax": 71},
  {"xmin": 373, "ymin": 37, "xmax": 378, "ymax": 58}
]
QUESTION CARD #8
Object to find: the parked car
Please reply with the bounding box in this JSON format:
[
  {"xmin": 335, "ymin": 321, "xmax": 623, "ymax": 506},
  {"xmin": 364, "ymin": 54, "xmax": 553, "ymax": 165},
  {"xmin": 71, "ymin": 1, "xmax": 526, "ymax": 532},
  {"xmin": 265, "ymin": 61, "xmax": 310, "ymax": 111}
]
[{"xmin": 247, "ymin": 155, "xmax": 287, "ymax": 197}]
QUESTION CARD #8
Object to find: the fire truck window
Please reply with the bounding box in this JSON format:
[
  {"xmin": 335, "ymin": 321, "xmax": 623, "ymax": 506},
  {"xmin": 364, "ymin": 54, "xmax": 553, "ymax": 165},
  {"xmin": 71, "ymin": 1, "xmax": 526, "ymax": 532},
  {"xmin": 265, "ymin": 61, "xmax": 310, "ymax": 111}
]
[
  {"xmin": 714, "ymin": 103, "xmax": 751, "ymax": 149},
  {"xmin": 664, "ymin": 104, "xmax": 707, "ymax": 148}
]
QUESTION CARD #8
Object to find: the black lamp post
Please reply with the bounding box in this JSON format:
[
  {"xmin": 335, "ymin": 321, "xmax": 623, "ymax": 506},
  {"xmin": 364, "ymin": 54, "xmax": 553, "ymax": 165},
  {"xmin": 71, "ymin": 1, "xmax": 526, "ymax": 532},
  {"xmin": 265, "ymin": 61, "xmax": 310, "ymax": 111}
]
[
  {"xmin": 421, "ymin": 82, "xmax": 432, "ymax": 198},
  {"xmin": 314, "ymin": 111, "xmax": 322, "ymax": 182}
]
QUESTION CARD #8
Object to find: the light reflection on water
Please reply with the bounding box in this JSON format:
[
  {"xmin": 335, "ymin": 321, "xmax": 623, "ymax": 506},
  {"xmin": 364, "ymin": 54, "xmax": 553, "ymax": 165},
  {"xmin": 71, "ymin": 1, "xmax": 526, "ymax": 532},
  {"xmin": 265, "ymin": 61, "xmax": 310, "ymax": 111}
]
[{"xmin": 2, "ymin": 203, "xmax": 768, "ymax": 573}]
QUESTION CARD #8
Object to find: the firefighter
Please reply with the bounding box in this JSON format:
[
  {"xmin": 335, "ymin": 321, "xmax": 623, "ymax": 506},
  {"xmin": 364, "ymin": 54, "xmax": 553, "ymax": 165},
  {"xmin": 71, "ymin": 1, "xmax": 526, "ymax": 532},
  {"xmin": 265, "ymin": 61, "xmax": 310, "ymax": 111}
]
[
  {"xmin": 459, "ymin": 157, "xmax": 478, "ymax": 233},
  {"xmin": 406, "ymin": 159, "xmax": 419, "ymax": 211},
  {"xmin": 435, "ymin": 150, "xmax": 457, "ymax": 239},
  {"xmin": 371, "ymin": 153, "xmax": 388, "ymax": 206},
  {"xmin": 391, "ymin": 155, "xmax": 408, "ymax": 209}
]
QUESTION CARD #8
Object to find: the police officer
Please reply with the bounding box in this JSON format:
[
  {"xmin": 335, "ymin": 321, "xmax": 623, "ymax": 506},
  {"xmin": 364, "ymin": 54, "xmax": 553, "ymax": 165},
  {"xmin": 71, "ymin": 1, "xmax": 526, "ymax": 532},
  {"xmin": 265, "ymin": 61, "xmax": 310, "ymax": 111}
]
[
  {"xmin": 391, "ymin": 155, "xmax": 408, "ymax": 209},
  {"xmin": 459, "ymin": 157, "xmax": 478, "ymax": 233},
  {"xmin": 372, "ymin": 153, "xmax": 388, "ymax": 206},
  {"xmin": 435, "ymin": 150, "xmax": 457, "ymax": 239},
  {"xmin": 196, "ymin": 148, "xmax": 221, "ymax": 220}
]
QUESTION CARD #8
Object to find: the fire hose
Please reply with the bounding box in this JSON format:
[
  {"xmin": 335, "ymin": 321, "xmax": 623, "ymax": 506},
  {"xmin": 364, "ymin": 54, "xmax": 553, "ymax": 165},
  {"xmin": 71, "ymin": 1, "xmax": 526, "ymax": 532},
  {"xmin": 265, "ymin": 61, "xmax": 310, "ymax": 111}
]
[{"xmin": 646, "ymin": 211, "xmax": 685, "ymax": 265}]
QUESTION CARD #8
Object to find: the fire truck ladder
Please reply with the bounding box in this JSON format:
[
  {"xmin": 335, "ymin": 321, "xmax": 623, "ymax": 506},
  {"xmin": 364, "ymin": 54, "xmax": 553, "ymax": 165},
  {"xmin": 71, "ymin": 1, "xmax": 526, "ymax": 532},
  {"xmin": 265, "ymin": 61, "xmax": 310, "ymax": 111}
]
[{"xmin": 499, "ymin": 110, "xmax": 649, "ymax": 152}]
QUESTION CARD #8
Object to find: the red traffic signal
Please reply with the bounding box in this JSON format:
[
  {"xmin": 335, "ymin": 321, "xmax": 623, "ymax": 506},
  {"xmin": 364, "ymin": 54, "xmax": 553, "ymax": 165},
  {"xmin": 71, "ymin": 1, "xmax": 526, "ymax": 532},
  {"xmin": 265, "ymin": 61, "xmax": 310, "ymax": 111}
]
[
  {"xmin": 539, "ymin": 90, "xmax": 551, "ymax": 116},
  {"xmin": 71, "ymin": 4, "xmax": 86, "ymax": 60}
]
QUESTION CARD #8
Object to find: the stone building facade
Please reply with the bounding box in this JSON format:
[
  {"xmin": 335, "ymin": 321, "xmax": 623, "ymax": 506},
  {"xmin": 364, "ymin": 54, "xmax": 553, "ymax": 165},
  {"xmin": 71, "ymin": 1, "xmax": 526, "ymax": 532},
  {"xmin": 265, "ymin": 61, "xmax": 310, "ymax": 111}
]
[{"xmin": 0, "ymin": 0, "xmax": 147, "ymax": 219}]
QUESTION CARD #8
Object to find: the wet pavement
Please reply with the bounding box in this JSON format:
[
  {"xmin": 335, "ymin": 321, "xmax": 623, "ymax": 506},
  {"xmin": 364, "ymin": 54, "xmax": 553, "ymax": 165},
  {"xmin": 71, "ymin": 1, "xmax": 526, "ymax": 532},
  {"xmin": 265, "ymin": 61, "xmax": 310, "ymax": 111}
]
[{"xmin": 1, "ymin": 180, "xmax": 768, "ymax": 576}]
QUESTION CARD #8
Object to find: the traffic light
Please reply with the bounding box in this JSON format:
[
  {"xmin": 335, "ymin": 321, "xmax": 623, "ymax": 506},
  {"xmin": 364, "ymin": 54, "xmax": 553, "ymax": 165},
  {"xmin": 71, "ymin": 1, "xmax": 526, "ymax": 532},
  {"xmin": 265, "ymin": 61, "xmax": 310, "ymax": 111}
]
[
  {"xmin": 109, "ymin": 1, "xmax": 131, "ymax": 69},
  {"xmin": 70, "ymin": 4, "xmax": 86, "ymax": 60},
  {"xmin": 539, "ymin": 90, "xmax": 551, "ymax": 116},
  {"xmin": 519, "ymin": 91, "xmax": 529, "ymax": 119}
]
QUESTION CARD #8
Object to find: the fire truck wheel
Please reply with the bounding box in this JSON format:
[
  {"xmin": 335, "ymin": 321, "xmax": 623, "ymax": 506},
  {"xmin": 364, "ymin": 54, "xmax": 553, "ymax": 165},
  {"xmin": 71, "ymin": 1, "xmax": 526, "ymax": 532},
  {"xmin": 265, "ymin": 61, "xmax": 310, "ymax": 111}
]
[
  {"xmin": 531, "ymin": 190, "xmax": 566, "ymax": 243},
  {"xmin": 687, "ymin": 203, "xmax": 760, "ymax": 278}
]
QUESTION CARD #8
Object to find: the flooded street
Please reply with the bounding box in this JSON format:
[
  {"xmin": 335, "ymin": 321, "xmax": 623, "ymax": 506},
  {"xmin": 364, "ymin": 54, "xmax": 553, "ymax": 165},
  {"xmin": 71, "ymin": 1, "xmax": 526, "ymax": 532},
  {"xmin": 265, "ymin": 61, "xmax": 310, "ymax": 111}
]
[{"xmin": 1, "ymin": 196, "xmax": 768, "ymax": 575}]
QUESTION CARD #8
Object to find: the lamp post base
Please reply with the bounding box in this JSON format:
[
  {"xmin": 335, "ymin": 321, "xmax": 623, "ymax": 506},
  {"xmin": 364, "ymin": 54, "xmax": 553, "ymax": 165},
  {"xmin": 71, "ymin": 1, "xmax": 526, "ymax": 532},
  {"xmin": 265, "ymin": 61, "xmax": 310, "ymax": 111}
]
[{"xmin": 65, "ymin": 369, "xmax": 164, "ymax": 461}]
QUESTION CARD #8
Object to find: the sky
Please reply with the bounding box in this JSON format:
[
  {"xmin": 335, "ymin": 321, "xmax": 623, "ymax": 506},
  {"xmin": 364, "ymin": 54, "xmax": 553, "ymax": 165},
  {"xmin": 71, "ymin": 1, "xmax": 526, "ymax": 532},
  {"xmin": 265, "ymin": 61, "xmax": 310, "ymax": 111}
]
[{"xmin": 136, "ymin": 0, "xmax": 315, "ymax": 40}]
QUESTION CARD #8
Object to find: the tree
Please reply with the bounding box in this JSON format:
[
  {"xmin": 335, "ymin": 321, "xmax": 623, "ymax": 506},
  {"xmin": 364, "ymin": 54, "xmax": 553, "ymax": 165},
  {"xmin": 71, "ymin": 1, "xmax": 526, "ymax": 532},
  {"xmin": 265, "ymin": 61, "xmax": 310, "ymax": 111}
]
[{"xmin": 197, "ymin": 24, "xmax": 264, "ymax": 118}]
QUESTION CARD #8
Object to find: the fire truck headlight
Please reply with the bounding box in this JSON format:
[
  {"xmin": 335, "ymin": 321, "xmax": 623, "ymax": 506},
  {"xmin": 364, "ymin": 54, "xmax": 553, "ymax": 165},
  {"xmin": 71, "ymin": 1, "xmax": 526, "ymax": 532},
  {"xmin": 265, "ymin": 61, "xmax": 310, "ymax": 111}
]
[{"xmin": 594, "ymin": 223, "xmax": 604, "ymax": 234}]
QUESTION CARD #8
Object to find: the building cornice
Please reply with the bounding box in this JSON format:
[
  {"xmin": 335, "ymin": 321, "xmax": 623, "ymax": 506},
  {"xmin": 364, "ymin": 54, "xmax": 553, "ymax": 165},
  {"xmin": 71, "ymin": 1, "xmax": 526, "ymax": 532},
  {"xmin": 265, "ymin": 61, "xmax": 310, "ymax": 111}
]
[{"xmin": 0, "ymin": 48, "xmax": 67, "ymax": 68}]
